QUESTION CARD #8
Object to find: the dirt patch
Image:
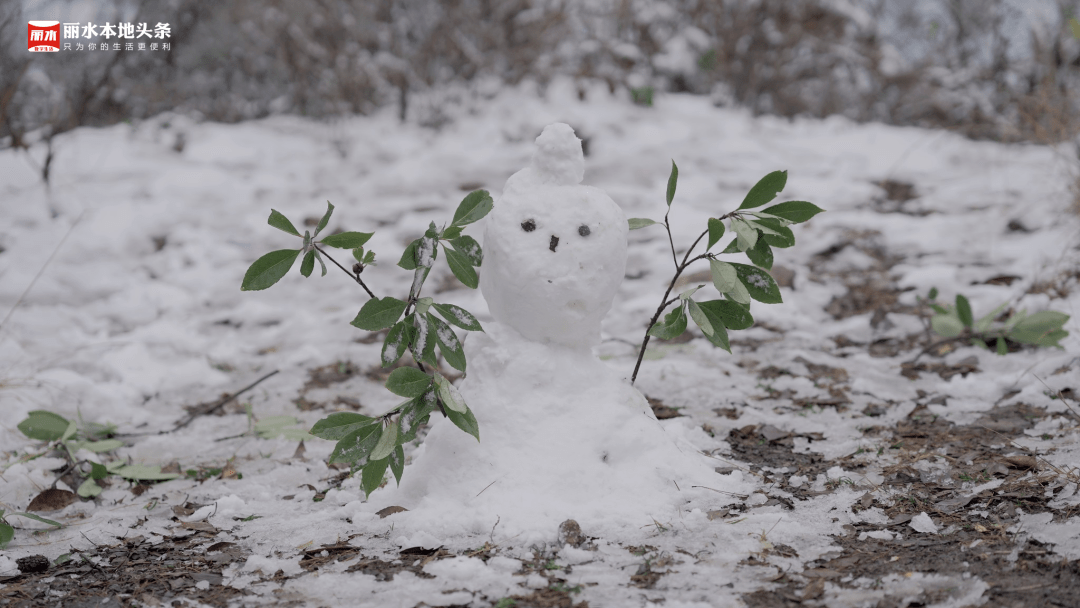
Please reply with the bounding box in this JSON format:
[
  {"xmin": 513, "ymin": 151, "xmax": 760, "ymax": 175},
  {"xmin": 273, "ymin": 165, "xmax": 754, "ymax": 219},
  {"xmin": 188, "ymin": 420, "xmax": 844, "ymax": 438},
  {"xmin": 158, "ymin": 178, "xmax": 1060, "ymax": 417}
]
[{"xmin": 0, "ymin": 535, "xmax": 248, "ymax": 607}]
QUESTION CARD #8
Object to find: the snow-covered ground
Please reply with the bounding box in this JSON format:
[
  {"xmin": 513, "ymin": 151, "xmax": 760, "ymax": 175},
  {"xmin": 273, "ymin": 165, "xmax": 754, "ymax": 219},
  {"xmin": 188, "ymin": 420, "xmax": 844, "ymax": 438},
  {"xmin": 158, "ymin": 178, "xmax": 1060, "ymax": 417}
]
[{"xmin": 2, "ymin": 81, "xmax": 1079, "ymax": 607}]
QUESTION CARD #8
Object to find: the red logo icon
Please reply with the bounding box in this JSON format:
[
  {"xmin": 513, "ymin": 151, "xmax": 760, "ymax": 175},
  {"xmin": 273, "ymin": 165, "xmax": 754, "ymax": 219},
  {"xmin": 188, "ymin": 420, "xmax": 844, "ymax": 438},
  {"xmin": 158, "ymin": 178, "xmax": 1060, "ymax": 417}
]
[{"xmin": 28, "ymin": 21, "xmax": 60, "ymax": 52}]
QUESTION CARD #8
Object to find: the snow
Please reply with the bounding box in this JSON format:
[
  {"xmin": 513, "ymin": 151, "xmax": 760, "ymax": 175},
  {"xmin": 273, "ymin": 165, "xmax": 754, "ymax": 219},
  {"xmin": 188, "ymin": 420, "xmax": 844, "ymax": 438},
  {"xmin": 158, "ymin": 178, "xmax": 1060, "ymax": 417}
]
[{"xmin": 1, "ymin": 82, "xmax": 1078, "ymax": 605}]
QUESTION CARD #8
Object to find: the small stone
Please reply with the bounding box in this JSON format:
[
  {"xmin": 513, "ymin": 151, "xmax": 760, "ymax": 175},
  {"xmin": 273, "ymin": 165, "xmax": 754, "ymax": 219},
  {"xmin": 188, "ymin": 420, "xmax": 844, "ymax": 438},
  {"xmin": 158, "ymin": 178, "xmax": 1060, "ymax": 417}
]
[
  {"xmin": 558, "ymin": 519, "xmax": 586, "ymax": 547},
  {"xmin": 17, "ymin": 555, "xmax": 50, "ymax": 574}
]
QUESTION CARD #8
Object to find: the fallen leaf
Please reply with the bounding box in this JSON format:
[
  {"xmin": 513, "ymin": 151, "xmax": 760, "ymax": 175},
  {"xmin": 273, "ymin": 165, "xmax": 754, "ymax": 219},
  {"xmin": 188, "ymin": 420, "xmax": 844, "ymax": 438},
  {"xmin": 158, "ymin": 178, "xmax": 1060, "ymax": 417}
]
[
  {"xmin": 1003, "ymin": 454, "xmax": 1037, "ymax": 469},
  {"xmin": 180, "ymin": 521, "xmax": 218, "ymax": 533},
  {"xmin": 376, "ymin": 506, "xmax": 408, "ymax": 519},
  {"xmin": 26, "ymin": 489, "xmax": 77, "ymax": 512}
]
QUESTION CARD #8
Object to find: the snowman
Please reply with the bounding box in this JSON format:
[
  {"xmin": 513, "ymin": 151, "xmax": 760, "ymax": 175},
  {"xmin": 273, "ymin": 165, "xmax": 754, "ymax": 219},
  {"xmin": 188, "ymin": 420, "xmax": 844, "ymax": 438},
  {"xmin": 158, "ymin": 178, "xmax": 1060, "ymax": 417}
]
[{"xmin": 368, "ymin": 124, "xmax": 748, "ymax": 543}]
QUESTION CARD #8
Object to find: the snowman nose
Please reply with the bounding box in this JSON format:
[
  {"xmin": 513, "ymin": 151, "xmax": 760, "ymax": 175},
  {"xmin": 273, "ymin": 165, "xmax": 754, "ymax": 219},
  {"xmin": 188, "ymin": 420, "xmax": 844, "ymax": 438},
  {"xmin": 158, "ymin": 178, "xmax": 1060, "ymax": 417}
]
[{"xmin": 549, "ymin": 235, "xmax": 559, "ymax": 252}]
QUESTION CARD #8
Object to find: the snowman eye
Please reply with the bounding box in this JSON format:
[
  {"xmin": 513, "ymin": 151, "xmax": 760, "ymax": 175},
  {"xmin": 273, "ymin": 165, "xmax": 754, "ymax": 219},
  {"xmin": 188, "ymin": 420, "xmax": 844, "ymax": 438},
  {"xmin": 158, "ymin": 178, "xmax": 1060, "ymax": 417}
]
[
  {"xmin": 521, "ymin": 219, "xmax": 536, "ymax": 232},
  {"xmin": 578, "ymin": 225, "xmax": 591, "ymax": 237}
]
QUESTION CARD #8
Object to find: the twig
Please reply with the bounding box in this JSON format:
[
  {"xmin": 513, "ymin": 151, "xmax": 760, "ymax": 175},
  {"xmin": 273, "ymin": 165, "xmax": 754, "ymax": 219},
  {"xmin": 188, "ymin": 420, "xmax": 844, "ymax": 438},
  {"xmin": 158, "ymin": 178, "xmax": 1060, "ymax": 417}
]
[
  {"xmin": 0, "ymin": 212, "xmax": 84, "ymax": 333},
  {"xmin": 475, "ymin": 479, "xmax": 497, "ymax": 497},
  {"xmin": 170, "ymin": 370, "xmax": 279, "ymax": 432},
  {"xmin": 313, "ymin": 244, "xmax": 376, "ymax": 299},
  {"xmin": 630, "ymin": 228, "xmax": 712, "ymax": 384},
  {"xmin": 1030, "ymin": 373, "xmax": 1080, "ymax": 422},
  {"xmin": 691, "ymin": 485, "xmax": 749, "ymax": 499}
]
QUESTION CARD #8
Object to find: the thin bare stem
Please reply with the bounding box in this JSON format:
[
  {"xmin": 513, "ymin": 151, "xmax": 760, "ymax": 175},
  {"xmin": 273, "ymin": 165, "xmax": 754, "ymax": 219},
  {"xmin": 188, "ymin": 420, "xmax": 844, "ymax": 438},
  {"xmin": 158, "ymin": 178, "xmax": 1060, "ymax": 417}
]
[
  {"xmin": 171, "ymin": 370, "xmax": 279, "ymax": 432},
  {"xmin": 0, "ymin": 212, "xmax": 83, "ymax": 333},
  {"xmin": 630, "ymin": 228, "xmax": 712, "ymax": 384},
  {"xmin": 313, "ymin": 244, "xmax": 376, "ymax": 299}
]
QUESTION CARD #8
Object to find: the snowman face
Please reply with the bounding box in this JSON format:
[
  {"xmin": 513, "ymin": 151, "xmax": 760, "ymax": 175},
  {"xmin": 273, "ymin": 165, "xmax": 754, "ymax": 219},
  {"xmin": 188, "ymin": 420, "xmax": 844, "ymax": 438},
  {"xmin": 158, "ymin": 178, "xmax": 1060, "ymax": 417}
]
[{"xmin": 480, "ymin": 183, "xmax": 628, "ymax": 348}]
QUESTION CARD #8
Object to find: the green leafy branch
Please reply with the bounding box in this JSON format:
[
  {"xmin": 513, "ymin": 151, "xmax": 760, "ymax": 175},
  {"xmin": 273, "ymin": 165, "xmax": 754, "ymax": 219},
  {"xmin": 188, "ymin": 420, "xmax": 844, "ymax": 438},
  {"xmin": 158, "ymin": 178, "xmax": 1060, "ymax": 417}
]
[
  {"xmin": 241, "ymin": 190, "xmax": 492, "ymax": 497},
  {"xmin": 629, "ymin": 163, "xmax": 823, "ymax": 383},
  {"xmin": 911, "ymin": 287, "xmax": 1070, "ymax": 362}
]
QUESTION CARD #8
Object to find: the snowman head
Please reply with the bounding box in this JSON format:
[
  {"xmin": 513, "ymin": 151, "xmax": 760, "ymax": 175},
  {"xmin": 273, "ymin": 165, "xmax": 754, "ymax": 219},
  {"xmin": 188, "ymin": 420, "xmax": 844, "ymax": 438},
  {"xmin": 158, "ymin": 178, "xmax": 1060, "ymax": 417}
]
[{"xmin": 480, "ymin": 123, "xmax": 628, "ymax": 348}]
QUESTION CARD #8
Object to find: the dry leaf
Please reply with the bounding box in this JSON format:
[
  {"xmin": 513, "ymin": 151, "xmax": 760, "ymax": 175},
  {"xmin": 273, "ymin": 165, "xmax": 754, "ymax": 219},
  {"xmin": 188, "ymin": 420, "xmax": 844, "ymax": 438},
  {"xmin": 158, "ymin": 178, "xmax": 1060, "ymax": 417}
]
[{"xmin": 26, "ymin": 488, "xmax": 77, "ymax": 512}]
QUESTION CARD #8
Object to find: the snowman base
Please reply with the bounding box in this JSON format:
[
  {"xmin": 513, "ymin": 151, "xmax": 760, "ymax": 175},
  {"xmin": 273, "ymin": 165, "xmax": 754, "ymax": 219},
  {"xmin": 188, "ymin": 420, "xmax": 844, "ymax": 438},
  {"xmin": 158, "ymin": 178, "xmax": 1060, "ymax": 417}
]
[{"xmin": 365, "ymin": 323, "xmax": 750, "ymax": 545}]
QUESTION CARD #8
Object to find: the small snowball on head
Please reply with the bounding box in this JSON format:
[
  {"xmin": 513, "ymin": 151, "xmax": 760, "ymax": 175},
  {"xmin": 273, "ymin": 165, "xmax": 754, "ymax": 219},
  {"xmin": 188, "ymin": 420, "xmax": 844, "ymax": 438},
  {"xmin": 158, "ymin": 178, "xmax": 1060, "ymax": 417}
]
[{"xmin": 531, "ymin": 123, "xmax": 584, "ymax": 186}]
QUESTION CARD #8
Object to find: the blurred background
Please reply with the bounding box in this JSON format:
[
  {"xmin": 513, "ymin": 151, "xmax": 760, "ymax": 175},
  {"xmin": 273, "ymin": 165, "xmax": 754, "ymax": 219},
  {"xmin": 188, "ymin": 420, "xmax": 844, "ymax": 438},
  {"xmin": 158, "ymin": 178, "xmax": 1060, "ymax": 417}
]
[{"xmin": 4, "ymin": 0, "xmax": 1080, "ymax": 159}]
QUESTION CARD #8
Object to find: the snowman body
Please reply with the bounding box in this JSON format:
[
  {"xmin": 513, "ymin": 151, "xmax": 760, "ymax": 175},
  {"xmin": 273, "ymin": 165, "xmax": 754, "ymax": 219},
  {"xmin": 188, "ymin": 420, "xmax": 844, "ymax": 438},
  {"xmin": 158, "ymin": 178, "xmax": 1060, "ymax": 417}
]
[{"xmin": 369, "ymin": 124, "xmax": 744, "ymax": 542}]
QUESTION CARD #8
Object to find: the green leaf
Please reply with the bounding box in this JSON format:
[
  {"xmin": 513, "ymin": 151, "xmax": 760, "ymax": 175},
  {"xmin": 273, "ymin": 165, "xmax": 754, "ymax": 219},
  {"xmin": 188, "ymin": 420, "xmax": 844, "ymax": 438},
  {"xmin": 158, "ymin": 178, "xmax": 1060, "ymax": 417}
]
[
  {"xmin": 762, "ymin": 225, "xmax": 795, "ymax": 249},
  {"xmin": 77, "ymin": 478, "xmax": 102, "ymax": 498},
  {"xmin": 389, "ymin": 445, "xmax": 405, "ymax": 485},
  {"xmin": 267, "ymin": 209, "xmax": 301, "ymax": 237},
  {"xmin": 694, "ymin": 302, "xmax": 732, "ymax": 352},
  {"xmin": 971, "ymin": 338, "xmax": 988, "ymax": 350},
  {"xmin": 444, "ymin": 247, "xmax": 479, "ymax": 289},
  {"xmin": 432, "ymin": 303, "xmax": 484, "ymax": 332},
  {"xmin": 300, "ymin": 249, "xmax": 315, "ymax": 277},
  {"xmin": 362, "ymin": 250, "xmax": 376, "ymax": 265},
  {"xmin": 710, "ymin": 260, "xmax": 739, "ymax": 294},
  {"xmin": 310, "ymin": 412, "xmax": 376, "ymax": 441},
  {"xmin": 361, "ymin": 457, "xmax": 389, "ymax": 497},
  {"xmin": 742, "ymin": 219, "xmax": 783, "ymax": 237},
  {"xmin": 686, "ymin": 299, "xmax": 714, "ymax": 337},
  {"xmin": 1071, "ymin": 17, "xmax": 1080, "ymax": 40},
  {"xmin": 449, "ymin": 236, "xmax": 483, "ymax": 267},
  {"xmin": 452, "ymin": 190, "xmax": 494, "ymax": 227},
  {"xmin": 411, "ymin": 314, "xmax": 438, "ymax": 368},
  {"xmin": 433, "ymin": 373, "xmax": 467, "ymax": 414},
  {"xmin": 255, "ymin": 415, "xmax": 310, "ymax": 440},
  {"xmin": 313, "ymin": 248, "xmax": 327, "ymax": 276},
  {"xmin": 329, "ymin": 424, "xmax": 381, "ymax": 465},
  {"xmin": 381, "ymin": 321, "xmax": 415, "ymax": 367},
  {"xmin": 320, "ymin": 231, "xmax": 374, "ymax": 249},
  {"xmin": 17, "ymin": 410, "xmax": 71, "ymax": 441},
  {"xmin": 444, "ymin": 403, "xmax": 480, "ymax": 441},
  {"xmin": 409, "ymin": 238, "xmax": 437, "ymax": 299},
  {"xmin": 628, "ymin": 218, "xmax": 659, "ymax": 230},
  {"xmin": 350, "ymin": 297, "xmax": 408, "ymax": 331},
  {"xmin": 370, "ymin": 421, "xmax": 398, "ymax": 461},
  {"xmin": 12, "ymin": 512, "xmax": 62, "ymax": 527},
  {"xmin": 442, "ymin": 225, "xmax": 463, "ymax": 240},
  {"xmin": 0, "ymin": 521, "xmax": 12, "ymax": 549},
  {"xmin": 721, "ymin": 239, "xmax": 741, "ymax": 254},
  {"xmin": 314, "ymin": 201, "xmax": 334, "ymax": 237},
  {"xmin": 241, "ymin": 249, "xmax": 301, "ymax": 291},
  {"xmin": 385, "ymin": 367, "xmax": 432, "ymax": 399},
  {"xmin": 90, "ymin": 462, "xmax": 108, "ymax": 480},
  {"xmin": 400, "ymin": 393, "xmax": 434, "ymax": 442},
  {"xmin": 745, "ymin": 234, "xmax": 773, "ymax": 270},
  {"xmin": 428, "ymin": 313, "xmax": 466, "ymax": 372},
  {"xmin": 931, "ymin": 314, "xmax": 965, "ymax": 338},
  {"xmin": 727, "ymin": 280, "xmax": 751, "ymax": 305},
  {"xmin": 996, "ymin": 337, "xmax": 1007, "ymax": 355},
  {"xmin": 666, "ymin": 160, "xmax": 678, "ymax": 207},
  {"xmin": 648, "ymin": 305, "xmax": 688, "ymax": 340},
  {"xmin": 398, "ymin": 239, "xmax": 421, "ymax": 270},
  {"xmin": 738, "ymin": 170, "xmax": 787, "ymax": 210},
  {"xmin": 114, "ymin": 465, "xmax": 181, "ymax": 481},
  {"xmin": 732, "ymin": 263, "xmax": 782, "ymax": 304},
  {"xmin": 707, "ymin": 218, "xmax": 725, "ymax": 250},
  {"xmin": 1008, "ymin": 311, "xmax": 1070, "ymax": 346},
  {"xmin": 80, "ymin": 439, "xmax": 123, "ymax": 453},
  {"xmin": 61, "ymin": 420, "xmax": 77, "ymax": 442},
  {"xmin": 414, "ymin": 297, "xmax": 433, "ymax": 317},
  {"xmin": 697, "ymin": 299, "xmax": 754, "ymax": 330},
  {"xmin": 759, "ymin": 201, "xmax": 824, "ymax": 223},
  {"xmin": 956, "ymin": 294, "xmax": 973, "ymax": 328},
  {"xmin": 731, "ymin": 218, "xmax": 758, "ymax": 251},
  {"xmin": 928, "ymin": 287, "xmax": 939, "ymax": 301}
]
